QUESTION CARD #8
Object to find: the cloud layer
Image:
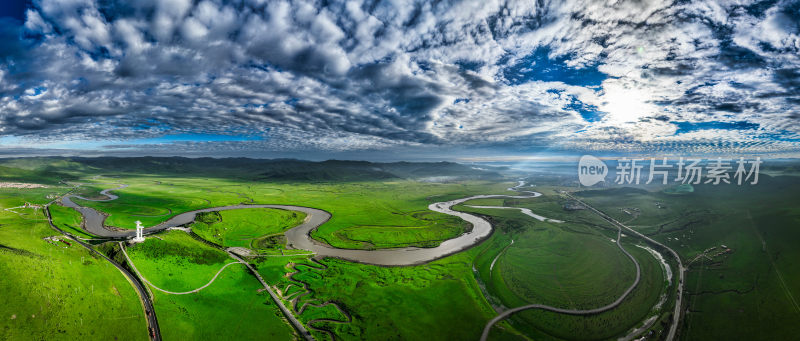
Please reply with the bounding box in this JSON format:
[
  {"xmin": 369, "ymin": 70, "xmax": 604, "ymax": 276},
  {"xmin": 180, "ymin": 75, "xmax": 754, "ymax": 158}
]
[{"xmin": 0, "ymin": 0, "xmax": 798, "ymax": 156}]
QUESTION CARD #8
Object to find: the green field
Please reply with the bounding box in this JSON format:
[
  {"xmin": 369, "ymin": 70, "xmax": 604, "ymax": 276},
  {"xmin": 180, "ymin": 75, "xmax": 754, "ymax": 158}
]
[
  {"xmin": 0, "ymin": 188, "xmax": 148, "ymax": 340},
  {"xmin": 458, "ymin": 194, "xmax": 667, "ymax": 340},
  {"xmin": 255, "ymin": 252, "xmax": 500, "ymax": 341},
  {"xmin": 67, "ymin": 177, "xmax": 509, "ymax": 250},
  {"xmin": 125, "ymin": 230, "xmax": 296, "ymax": 340},
  {"xmin": 2, "ymin": 157, "xmax": 799, "ymax": 340},
  {"xmin": 49, "ymin": 204, "xmax": 97, "ymax": 239},
  {"xmin": 577, "ymin": 175, "xmax": 800, "ymax": 339},
  {"xmin": 190, "ymin": 208, "xmax": 306, "ymax": 249}
]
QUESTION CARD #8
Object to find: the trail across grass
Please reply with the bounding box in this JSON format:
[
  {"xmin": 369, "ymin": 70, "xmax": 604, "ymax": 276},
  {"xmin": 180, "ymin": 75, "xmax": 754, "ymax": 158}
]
[
  {"xmin": 121, "ymin": 241, "xmax": 244, "ymax": 295},
  {"xmin": 577, "ymin": 176, "xmax": 800, "ymax": 340},
  {"xmin": 125, "ymin": 230, "xmax": 296, "ymax": 340},
  {"xmin": 257, "ymin": 253, "xmax": 497, "ymax": 341}
]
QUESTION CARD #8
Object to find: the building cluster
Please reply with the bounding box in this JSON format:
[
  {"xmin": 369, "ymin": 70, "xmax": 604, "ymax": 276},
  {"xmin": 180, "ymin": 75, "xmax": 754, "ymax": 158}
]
[{"xmin": 43, "ymin": 236, "xmax": 71, "ymax": 248}]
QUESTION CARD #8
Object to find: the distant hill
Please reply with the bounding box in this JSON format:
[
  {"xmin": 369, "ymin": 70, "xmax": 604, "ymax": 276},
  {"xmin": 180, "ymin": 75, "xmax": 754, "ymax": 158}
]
[
  {"xmin": 0, "ymin": 164, "xmax": 78, "ymax": 184},
  {"xmin": 0, "ymin": 157, "xmax": 502, "ymax": 182}
]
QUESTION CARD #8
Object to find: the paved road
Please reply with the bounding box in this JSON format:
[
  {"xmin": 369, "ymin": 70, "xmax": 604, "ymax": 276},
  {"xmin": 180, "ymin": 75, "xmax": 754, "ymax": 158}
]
[
  {"xmin": 227, "ymin": 251, "xmax": 314, "ymax": 341},
  {"xmin": 43, "ymin": 202, "xmax": 161, "ymax": 341},
  {"xmin": 565, "ymin": 193, "xmax": 684, "ymax": 341},
  {"xmin": 63, "ymin": 180, "xmax": 663, "ymax": 340},
  {"xmin": 479, "ymin": 196, "xmax": 642, "ymax": 341}
]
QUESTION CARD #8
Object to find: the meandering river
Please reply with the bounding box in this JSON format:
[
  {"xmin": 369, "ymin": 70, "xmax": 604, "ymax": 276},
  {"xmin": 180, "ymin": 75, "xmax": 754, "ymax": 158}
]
[
  {"xmin": 59, "ymin": 180, "xmax": 678, "ymax": 340},
  {"xmin": 61, "ymin": 181, "xmax": 552, "ymax": 266}
]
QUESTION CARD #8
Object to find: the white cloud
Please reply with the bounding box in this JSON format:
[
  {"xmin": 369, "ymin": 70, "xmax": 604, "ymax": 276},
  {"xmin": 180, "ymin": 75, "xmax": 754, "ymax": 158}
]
[{"xmin": 0, "ymin": 0, "xmax": 796, "ymax": 156}]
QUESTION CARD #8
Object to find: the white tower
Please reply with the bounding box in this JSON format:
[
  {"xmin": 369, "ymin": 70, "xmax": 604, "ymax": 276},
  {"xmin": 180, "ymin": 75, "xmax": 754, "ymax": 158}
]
[{"xmin": 132, "ymin": 220, "xmax": 145, "ymax": 242}]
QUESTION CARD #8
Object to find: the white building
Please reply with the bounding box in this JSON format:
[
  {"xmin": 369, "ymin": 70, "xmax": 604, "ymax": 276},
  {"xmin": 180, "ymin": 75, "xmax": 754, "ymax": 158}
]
[{"xmin": 132, "ymin": 221, "xmax": 145, "ymax": 243}]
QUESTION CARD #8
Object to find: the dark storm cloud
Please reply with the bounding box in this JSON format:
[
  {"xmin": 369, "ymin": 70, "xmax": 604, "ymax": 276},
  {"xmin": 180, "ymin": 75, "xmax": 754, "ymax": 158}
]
[{"xmin": 0, "ymin": 0, "xmax": 799, "ymax": 155}]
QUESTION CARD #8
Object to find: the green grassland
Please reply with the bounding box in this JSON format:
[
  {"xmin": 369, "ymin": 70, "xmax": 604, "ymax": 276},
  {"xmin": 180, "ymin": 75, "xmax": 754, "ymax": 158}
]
[
  {"xmin": 149, "ymin": 267, "xmax": 295, "ymax": 340},
  {"xmin": 504, "ymin": 244, "xmax": 664, "ymax": 341},
  {"xmin": 576, "ymin": 175, "xmax": 800, "ymax": 340},
  {"xmin": 244, "ymin": 184, "xmax": 666, "ymax": 341},
  {"xmin": 2, "ymin": 168, "xmax": 516, "ymax": 340},
  {"xmin": 15, "ymin": 172, "xmax": 673, "ymax": 340},
  {"xmin": 457, "ymin": 198, "xmax": 666, "ymax": 340},
  {"xmin": 125, "ymin": 230, "xmax": 296, "ymax": 339},
  {"xmin": 4, "ymin": 156, "xmax": 798, "ymax": 341},
  {"xmin": 255, "ymin": 252, "xmax": 500, "ymax": 341},
  {"xmin": 74, "ymin": 188, "xmax": 209, "ymax": 228},
  {"xmin": 190, "ymin": 208, "xmax": 306, "ymax": 249},
  {"xmin": 0, "ymin": 165, "xmax": 75, "ymax": 185},
  {"xmin": 126, "ymin": 231, "xmax": 232, "ymax": 291},
  {"xmin": 48, "ymin": 204, "xmax": 97, "ymax": 239},
  {"xmin": 329, "ymin": 210, "xmax": 469, "ymax": 248},
  {"xmin": 67, "ymin": 176, "xmax": 510, "ymax": 250},
  {"xmin": 0, "ymin": 189, "xmax": 148, "ymax": 340}
]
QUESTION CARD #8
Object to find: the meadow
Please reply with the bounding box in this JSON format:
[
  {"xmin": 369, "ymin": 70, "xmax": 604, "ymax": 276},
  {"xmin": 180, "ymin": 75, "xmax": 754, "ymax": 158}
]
[
  {"xmin": 67, "ymin": 176, "xmax": 510, "ymax": 250},
  {"xmin": 254, "ymin": 252, "xmax": 503, "ymax": 341},
  {"xmin": 190, "ymin": 208, "xmax": 306, "ymax": 249},
  {"xmin": 49, "ymin": 203, "xmax": 97, "ymax": 239},
  {"xmin": 457, "ymin": 193, "xmax": 667, "ymax": 340},
  {"xmin": 576, "ymin": 175, "xmax": 800, "ymax": 339},
  {"xmin": 0, "ymin": 188, "xmax": 148, "ymax": 340},
  {"xmin": 124, "ymin": 230, "xmax": 296, "ymax": 340},
  {"xmin": 3, "ymin": 157, "xmax": 797, "ymax": 340},
  {"xmin": 1, "ymin": 163, "xmax": 514, "ymax": 340},
  {"xmin": 38, "ymin": 173, "xmax": 672, "ymax": 340}
]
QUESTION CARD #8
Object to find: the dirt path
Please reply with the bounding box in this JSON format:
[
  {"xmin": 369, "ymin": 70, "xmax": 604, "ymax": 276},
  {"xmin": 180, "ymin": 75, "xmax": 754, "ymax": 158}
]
[
  {"xmin": 64, "ymin": 179, "xmax": 663, "ymax": 340},
  {"xmin": 489, "ymin": 240, "xmax": 513, "ymax": 273},
  {"xmin": 119, "ymin": 243, "xmax": 245, "ymax": 295}
]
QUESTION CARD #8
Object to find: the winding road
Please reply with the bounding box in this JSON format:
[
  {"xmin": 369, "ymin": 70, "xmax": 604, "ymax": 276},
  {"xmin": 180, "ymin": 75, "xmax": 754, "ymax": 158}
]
[
  {"xmin": 565, "ymin": 193, "xmax": 684, "ymax": 341},
  {"xmin": 478, "ymin": 191, "xmax": 684, "ymax": 341},
  {"xmin": 43, "ymin": 194, "xmax": 161, "ymax": 341},
  {"xmin": 478, "ymin": 198, "xmax": 642, "ymax": 341}
]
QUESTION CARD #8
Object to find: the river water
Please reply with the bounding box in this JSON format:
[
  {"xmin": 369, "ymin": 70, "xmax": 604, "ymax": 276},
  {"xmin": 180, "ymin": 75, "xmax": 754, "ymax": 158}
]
[{"xmin": 62, "ymin": 182, "xmax": 546, "ymax": 266}]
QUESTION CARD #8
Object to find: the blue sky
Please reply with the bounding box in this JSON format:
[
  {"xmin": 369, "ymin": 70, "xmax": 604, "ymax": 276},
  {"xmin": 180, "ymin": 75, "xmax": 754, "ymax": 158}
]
[{"xmin": 0, "ymin": 0, "xmax": 798, "ymax": 160}]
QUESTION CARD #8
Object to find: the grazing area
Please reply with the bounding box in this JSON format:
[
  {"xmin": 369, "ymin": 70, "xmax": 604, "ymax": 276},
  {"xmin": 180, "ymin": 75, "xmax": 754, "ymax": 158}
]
[
  {"xmin": 0, "ymin": 188, "xmax": 148, "ymax": 340},
  {"xmin": 125, "ymin": 231, "xmax": 233, "ymax": 292},
  {"xmin": 124, "ymin": 231, "xmax": 296, "ymax": 340},
  {"xmin": 190, "ymin": 208, "xmax": 306, "ymax": 249},
  {"xmin": 4, "ymin": 0, "xmax": 800, "ymax": 338},
  {"xmin": 61, "ymin": 172, "xmax": 508, "ymax": 250},
  {"xmin": 577, "ymin": 175, "xmax": 800, "ymax": 340},
  {"xmin": 256, "ymin": 253, "xmax": 499, "ymax": 341},
  {"xmin": 1, "ymin": 157, "xmax": 798, "ymax": 340},
  {"xmin": 49, "ymin": 204, "xmax": 96, "ymax": 239},
  {"xmin": 147, "ymin": 266, "xmax": 295, "ymax": 340},
  {"xmin": 459, "ymin": 195, "xmax": 667, "ymax": 340}
]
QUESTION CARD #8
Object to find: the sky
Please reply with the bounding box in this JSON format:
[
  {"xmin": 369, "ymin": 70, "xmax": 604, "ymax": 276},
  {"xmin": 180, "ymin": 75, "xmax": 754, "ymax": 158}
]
[{"xmin": 0, "ymin": 0, "xmax": 798, "ymax": 160}]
